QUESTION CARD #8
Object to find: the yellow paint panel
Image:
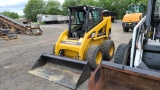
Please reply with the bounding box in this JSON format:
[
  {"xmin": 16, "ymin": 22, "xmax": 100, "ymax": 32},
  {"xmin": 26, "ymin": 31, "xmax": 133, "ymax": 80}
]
[
  {"xmin": 64, "ymin": 50, "xmax": 78, "ymax": 58},
  {"xmin": 123, "ymin": 13, "xmax": 142, "ymax": 22},
  {"xmin": 55, "ymin": 16, "xmax": 111, "ymax": 61}
]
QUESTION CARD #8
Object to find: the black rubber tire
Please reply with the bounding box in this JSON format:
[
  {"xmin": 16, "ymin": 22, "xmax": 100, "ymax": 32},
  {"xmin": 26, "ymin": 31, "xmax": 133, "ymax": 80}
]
[
  {"xmin": 128, "ymin": 38, "xmax": 132, "ymax": 46},
  {"xmin": 112, "ymin": 19, "xmax": 114, "ymax": 23},
  {"xmin": 86, "ymin": 45, "xmax": 103, "ymax": 70},
  {"xmin": 52, "ymin": 44, "xmax": 55, "ymax": 55},
  {"xmin": 114, "ymin": 43, "xmax": 131, "ymax": 65},
  {"xmin": 123, "ymin": 28, "xmax": 129, "ymax": 32},
  {"xmin": 101, "ymin": 40, "xmax": 115, "ymax": 61}
]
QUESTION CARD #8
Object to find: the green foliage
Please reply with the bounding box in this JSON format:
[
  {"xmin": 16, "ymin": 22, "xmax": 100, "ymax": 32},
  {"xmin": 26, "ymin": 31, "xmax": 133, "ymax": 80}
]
[
  {"xmin": 98, "ymin": 0, "xmax": 148, "ymax": 19},
  {"xmin": 1, "ymin": 11, "xmax": 19, "ymax": 19},
  {"xmin": 23, "ymin": 0, "xmax": 45, "ymax": 22},
  {"xmin": 98, "ymin": 0, "xmax": 112, "ymax": 10},
  {"xmin": 62, "ymin": 0, "xmax": 79, "ymax": 15},
  {"xmin": 45, "ymin": 0, "xmax": 62, "ymax": 15},
  {"xmin": 23, "ymin": 0, "xmax": 148, "ymax": 19},
  {"xmin": 61, "ymin": 0, "xmax": 147, "ymax": 18},
  {"xmin": 78, "ymin": 0, "xmax": 99, "ymax": 6}
]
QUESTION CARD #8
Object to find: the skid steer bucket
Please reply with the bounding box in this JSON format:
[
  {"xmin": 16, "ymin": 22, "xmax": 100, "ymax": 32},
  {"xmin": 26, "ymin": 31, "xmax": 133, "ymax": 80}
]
[
  {"xmin": 28, "ymin": 53, "xmax": 91, "ymax": 89},
  {"xmin": 88, "ymin": 61, "xmax": 160, "ymax": 90}
]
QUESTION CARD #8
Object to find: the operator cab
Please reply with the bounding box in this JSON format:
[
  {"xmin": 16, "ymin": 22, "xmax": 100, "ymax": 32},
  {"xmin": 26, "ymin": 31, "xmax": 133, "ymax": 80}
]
[
  {"xmin": 154, "ymin": 1, "xmax": 160, "ymax": 39},
  {"xmin": 127, "ymin": 4, "xmax": 145, "ymax": 14},
  {"xmin": 142, "ymin": 0, "xmax": 160, "ymax": 70},
  {"xmin": 68, "ymin": 6, "xmax": 103, "ymax": 39},
  {"xmin": 148, "ymin": 0, "xmax": 160, "ymax": 42}
]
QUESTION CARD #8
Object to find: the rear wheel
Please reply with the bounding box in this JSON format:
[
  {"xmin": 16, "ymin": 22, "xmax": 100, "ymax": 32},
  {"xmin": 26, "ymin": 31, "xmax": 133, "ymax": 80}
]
[
  {"xmin": 101, "ymin": 40, "xmax": 115, "ymax": 61},
  {"xmin": 123, "ymin": 28, "xmax": 129, "ymax": 32},
  {"xmin": 114, "ymin": 43, "xmax": 131, "ymax": 65},
  {"xmin": 86, "ymin": 45, "xmax": 103, "ymax": 70}
]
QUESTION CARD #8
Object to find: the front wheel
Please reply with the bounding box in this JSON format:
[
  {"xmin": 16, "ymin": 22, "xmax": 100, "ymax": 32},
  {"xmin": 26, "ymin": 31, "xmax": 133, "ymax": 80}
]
[
  {"xmin": 86, "ymin": 45, "xmax": 103, "ymax": 70},
  {"xmin": 114, "ymin": 43, "xmax": 131, "ymax": 65},
  {"xmin": 123, "ymin": 28, "xmax": 129, "ymax": 32}
]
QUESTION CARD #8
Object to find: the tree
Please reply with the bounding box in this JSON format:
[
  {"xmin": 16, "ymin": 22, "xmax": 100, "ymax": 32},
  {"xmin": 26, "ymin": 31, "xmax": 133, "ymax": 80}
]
[
  {"xmin": 22, "ymin": 0, "xmax": 148, "ymax": 20},
  {"xmin": 45, "ymin": 0, "xmax": 62, "ymax": 15},
  {"xmin": 98, "ymin": 0, "xmax": 112, "ymax": 10},
  {"xmin": 1, "ymin": 11, "xmax": 19, "ymax": 19},
  {"xmin": 62, "ymin": 0, "xmax": 79, "ymax": 15},
  {"xmin": 100, "ymin": 0, "xmax": 148, "ymax": 19},
  {"xmin": 23, "ymin": 0, "xmax": 45, "ymax": 22},
  {"xmin": 78, "ymin": 0, "xmax": 99, "ymax": 6},
  {"xmin": 62, "ymin": 0, "xmax": 100, "ymax": 15}
]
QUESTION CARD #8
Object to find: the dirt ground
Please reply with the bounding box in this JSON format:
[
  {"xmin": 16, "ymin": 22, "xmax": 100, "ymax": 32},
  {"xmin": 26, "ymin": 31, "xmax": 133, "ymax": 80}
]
[{"xmin": 0, "ymin": 20, "xmax": 132, "ymax": 90}]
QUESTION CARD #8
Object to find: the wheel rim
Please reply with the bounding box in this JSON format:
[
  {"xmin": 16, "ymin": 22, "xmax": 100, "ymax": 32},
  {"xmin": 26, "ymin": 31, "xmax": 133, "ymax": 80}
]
[
  {"xmin": 109, "ymin": 45, "xmax": 114, "ymax": 56},
  {"xmin": 96, "ymin": 51, "xmax": 102, "ymax": 64}
]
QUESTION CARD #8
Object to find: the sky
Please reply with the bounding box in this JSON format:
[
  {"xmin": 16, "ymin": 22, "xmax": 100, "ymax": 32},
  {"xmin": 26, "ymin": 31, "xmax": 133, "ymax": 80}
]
[{"xmin": 0, "ymin": 0, "xmax": 64, "ymax": 15}]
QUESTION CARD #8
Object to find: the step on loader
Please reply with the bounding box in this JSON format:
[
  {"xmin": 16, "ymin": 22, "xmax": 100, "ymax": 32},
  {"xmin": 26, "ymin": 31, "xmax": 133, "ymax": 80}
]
[
  {"xmin": 88, "ymin": 0, "xmax": 160, "ymax": 90},
  {"xmin": 29, "ymin": 6, "xmax": 115, "ymax": 89}
]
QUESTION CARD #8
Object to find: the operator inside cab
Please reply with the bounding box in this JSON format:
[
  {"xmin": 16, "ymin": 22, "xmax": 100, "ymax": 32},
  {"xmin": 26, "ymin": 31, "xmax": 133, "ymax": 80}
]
[{"xmin": 69, "ymin": 8, "xmax": 87, "ymax": 38}]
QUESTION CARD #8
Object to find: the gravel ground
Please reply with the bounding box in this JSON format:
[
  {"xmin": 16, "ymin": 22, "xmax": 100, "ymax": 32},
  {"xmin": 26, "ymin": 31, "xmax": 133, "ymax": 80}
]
[{"xmin": 0, "ymin": 20, "xmax": 132, "ymax": 90}]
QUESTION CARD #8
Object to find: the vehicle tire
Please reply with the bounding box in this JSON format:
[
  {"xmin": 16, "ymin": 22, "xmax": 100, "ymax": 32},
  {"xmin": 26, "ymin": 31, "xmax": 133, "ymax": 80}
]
[
  {"xmin": 52, "ymin": 44, "xmax": 55, "ymax": 55},
  {"xmin": 114, "ymin": 43, "xmax": 131, "ymax": 65},
  {"xmin": 112, "ymin": 19, "xmax": 114, "ymax": 23},
  {"xmin": 128, "ymin": 38, "xmax": 132, "ymax": 46},
  {"xmin": 86, "ymin": 45, "xmax": 103, "ymax": 70},
  {"xmin": 101, "ymin": 40, "xmax": 115, "ymax": 61},
  {"xmin": 123, "ymin": 28, "xmax": 129, "ymax": 32}
]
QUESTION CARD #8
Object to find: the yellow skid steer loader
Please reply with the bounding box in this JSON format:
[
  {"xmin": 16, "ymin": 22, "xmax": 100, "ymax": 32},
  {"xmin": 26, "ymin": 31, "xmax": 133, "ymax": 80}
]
[
  {"xmin": 29, "ymin": 6, "xmax": 115, "ymax": 89},
  {"xmin": 88, "ymin": 0, "xmax": 160, "ymax": 90}
]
